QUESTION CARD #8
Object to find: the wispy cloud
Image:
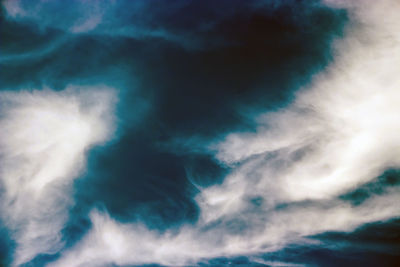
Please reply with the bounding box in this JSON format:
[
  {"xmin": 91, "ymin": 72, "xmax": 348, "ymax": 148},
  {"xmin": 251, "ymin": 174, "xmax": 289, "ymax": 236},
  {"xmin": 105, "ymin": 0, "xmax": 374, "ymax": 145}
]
[
  {"xmin": 0, "ymin": 86, "xmax": 116, "ymax": 265},
  {"xmin": 1, "ymin": 0, "xmax": 338, "ymax": 50},
  {"xmin": 50, "ymin": 0, "xmax": 400, "ymax": 266},
  {"xmin": 2, "ymin": 0, "xmax": 200, "ymax": 47}
]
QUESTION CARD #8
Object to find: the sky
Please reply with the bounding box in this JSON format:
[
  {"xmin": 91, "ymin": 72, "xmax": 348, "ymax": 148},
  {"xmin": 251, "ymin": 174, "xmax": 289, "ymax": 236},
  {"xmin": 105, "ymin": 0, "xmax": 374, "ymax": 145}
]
[{"xmin": 0, "ymin": 0, "xmax": 399, "ymax": 266}]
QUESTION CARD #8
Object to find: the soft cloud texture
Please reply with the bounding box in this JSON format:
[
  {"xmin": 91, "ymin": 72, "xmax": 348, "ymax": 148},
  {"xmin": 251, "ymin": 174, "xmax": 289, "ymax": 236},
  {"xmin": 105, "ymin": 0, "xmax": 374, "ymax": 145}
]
[
  {"xmin": 51, "ymin": 190, "xmax": 399, "ymax": 267},
  {"xmin": 51, "ymin": 0, "xmax": 400, "ymax": 266},
  {"xmin": 0, "ymin": 87, "xmax": 116, "ymax": 265}
]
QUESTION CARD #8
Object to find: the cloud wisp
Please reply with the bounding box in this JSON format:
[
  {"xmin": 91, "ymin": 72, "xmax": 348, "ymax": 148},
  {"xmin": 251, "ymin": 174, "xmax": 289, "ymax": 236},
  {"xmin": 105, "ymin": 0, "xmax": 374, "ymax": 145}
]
[
  {"xmin": 0, "ymin": 87, "xmax": 116, "ymax": 265},
  {"xmin": 50, "ymin": 0, "xmax": 400, "ymax": 266},
  {"xmin": 2, "ymin": 0, "xmax": 199, "ymax": 47},
  {"xmin": 2, "ymin": 0, "xmax": 340, "ymax": 50}
]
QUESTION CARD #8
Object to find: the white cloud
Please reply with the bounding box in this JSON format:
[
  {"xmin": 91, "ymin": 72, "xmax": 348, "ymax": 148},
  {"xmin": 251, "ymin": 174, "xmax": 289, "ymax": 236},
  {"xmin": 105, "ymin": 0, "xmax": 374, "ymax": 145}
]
[
  {"xmin": 212, "ymin": 0, "xmax": 400, "ymax": 202},
  {"xmin": 51, "ymin": 190, "xmax": 400, "ymax": 267},
  {"xmin": 51, "ymin": 0, "xmax": 400, "ymax": 266},
  {"xmin": 0, "ymin": 86, "xmax": 116, "ymax": 265}
]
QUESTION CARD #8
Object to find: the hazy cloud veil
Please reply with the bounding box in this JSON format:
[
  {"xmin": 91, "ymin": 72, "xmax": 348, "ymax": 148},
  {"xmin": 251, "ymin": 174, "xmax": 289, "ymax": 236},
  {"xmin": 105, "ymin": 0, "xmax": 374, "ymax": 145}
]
[{"xmin": 0, "ymin": 0, "xmax": 399, "ymax": 266}]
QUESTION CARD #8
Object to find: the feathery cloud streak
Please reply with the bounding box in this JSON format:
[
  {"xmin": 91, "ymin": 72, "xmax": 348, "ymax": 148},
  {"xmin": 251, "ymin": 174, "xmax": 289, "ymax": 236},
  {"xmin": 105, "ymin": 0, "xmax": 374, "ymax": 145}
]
[{"xmin": 0, "ymin": 87, "xmax": 116, "ymax": 265}]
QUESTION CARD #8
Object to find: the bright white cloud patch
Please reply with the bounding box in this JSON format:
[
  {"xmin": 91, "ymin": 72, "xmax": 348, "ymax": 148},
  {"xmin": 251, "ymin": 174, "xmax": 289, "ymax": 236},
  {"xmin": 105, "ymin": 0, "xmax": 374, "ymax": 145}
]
[
  {"xmin": 51, "ymin": 0, "xmax": 400, "ymax": 266},
  {"xmin": 213, "ymin": 0, "xmax": 400, "ymax": 202},
  {"xmin": 0, "ymin": 87, "xmax": 116, "ymax": 265}
]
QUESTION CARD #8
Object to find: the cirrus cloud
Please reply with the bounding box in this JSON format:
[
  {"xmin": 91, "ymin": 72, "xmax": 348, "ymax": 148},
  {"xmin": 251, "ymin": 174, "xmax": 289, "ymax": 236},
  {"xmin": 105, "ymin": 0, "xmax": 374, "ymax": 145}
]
[{"xmin": 0, "ymin": 86, "xmax": 117, "ymax": 265}]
